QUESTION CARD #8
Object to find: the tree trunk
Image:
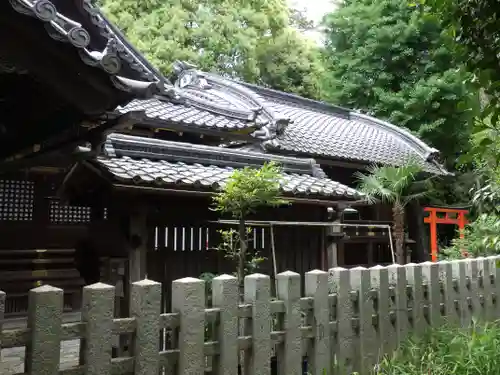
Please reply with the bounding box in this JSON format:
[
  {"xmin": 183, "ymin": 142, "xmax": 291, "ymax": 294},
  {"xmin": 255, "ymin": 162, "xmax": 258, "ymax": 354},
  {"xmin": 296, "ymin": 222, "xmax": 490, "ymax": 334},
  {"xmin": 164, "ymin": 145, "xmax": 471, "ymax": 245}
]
[
  {"xmin": 238, "ymin": 218, "xmax": 247, "ymax": 289},
  {"xmin": 392, "ymin": 204, "xmax": 406, "ymax": 264}
]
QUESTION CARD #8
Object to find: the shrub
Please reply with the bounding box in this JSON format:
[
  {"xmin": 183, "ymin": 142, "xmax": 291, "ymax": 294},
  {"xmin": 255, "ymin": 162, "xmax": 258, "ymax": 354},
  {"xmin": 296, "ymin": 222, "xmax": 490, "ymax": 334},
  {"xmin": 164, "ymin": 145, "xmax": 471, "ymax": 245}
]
[
  {"xmin": 440, "ymin": 213, "xmax": 500, "ymax": 260},
  {"xmin": 377, "ymin": 321, "xmax": 500, "ymax": 374}
]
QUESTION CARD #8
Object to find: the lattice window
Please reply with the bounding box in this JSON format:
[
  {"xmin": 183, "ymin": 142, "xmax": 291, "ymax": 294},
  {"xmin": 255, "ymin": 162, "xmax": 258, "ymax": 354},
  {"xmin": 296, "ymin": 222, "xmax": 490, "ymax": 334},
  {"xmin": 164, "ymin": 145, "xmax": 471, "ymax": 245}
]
[
  {"xmin": 0, "ymin": 179, "xmax": 34, "ymax": 221},
  {"xmin": 49, "ymin": 200, "xmax": 91, "ymax": 224}
]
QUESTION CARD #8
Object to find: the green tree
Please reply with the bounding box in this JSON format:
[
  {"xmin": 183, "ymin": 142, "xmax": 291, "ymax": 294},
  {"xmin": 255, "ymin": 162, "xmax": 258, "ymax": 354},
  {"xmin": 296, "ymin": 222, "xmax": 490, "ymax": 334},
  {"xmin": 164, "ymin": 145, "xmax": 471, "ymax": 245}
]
[
  {"xmin": 212, "ymin": 162, "xmax": 288, "ymax": 286},
  {"xmin": 440, "ymin": 214, "xmax": 500, "ymax": 260},
  {"xmin": 321, "ymin": 0, "xmax": 477, "ymax": 167},
  {"xmin": 355, "ymin": 162, "xmax": 430, "ymax": 264},
  {"xmin": 440, "ymin": 116, "xmax": 500, "ymax": 261},
  {"xmin": 423, "ymin": 0, "xmax": 500, "ymax": 120},
  {"xmin": 100, "ymin": 0, "xmax": 324, "ymax": 98}
]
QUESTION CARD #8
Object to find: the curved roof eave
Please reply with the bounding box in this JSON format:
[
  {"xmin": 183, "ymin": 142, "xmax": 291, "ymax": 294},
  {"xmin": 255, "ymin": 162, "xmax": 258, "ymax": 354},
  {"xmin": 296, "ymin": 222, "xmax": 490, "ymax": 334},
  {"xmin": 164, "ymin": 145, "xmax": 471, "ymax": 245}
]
[
  {"xmin": 349, "ymin": 112, "xmax": 440, "ymax": 162},
  {"xmin": 166, "ymin": 61, "xmax": 449, "ymax": 174}
]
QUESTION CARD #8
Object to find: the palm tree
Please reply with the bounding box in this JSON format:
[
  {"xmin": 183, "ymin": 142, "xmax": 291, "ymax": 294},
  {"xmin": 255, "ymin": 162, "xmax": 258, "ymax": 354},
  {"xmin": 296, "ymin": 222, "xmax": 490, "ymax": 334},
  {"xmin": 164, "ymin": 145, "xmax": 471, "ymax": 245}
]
[{"xmin": 355, "ymin": 162, "xmax": 430, "ymax": 264}]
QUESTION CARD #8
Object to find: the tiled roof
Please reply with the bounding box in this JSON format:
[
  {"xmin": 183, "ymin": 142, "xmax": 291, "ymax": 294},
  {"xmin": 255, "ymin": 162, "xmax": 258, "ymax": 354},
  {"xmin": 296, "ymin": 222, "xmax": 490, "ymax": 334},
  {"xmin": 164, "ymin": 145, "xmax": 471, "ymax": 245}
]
[
  {"xmin": 93, "ymin": 133, "xmax": 361, "ymax": 199},
  {"xmin": 237, "ymin": 82, "xmax": 447, "ymax": 175},
  {"xmin": 127, "ymin": 63, "xmax": 447, "ymax": 174},
  {"xmin": 118, "ymin": 98, "xmax": 263, "ymax": 131},
  {"xmin": 97, "ymin": 156, "xmax": 359, "ymax": 198},
  {"xmin": 258, "ymin": 97, "xmax": 445, "ymax": 174}
]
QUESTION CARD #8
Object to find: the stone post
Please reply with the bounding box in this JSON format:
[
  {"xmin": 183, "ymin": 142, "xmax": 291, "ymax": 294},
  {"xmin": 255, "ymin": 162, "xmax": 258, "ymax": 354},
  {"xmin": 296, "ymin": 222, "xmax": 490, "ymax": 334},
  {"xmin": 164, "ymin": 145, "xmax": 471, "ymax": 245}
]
[
  {"xmin": 452, "ymin": 259, "xmax": 470, "ymax": 326},
  {"xmin": 131, "ymin": 279, "xmax": 161, "ymax": 375},
  {"xmin": 276, "ymin": 271, "xmax": 301, "ymax": 375},
  {"xmin": 406, "ymin": 263, "xmax": 426, "ymax": 335},
  {"xmin": 370, "ymin": 266, "xmax": 394, "ymax": 357},
  {"xmin": 326, "ymin": 221, "xmax": 342, "ymax": 268},
  {"xmin": 329, "ymin": 267, "xmax": 353, "ymax": 373},
  {"xmin": 172, "ymin": 277, "xmax": 205, "ymax": 375},
  {"xmin": 212, "ymin": 274, "xmax": 239, "ymax": 375},
  {"xmin": 350, "ymin": 267, "xmax": 376, "ymax": 374},
  {"xmin": 476, "ymin": 258, "xmax": 495, "ymax": 322},
  {"xmin": 387, "ymin": 264, "xmax": 408, "ymax": 345},
  {"xmin": 25, "ymin": 285, "xmax": 63, "ymax": 375},
  {"xmin": 487, "ymin": 256, "xmax": 500, "ymax": 319},
  {"xmin": 305, "ymin": 270, "xmax": 330, "ymax": 375},
  {"xmin": 468, "ymin": 259, "xmax": 482, "ymax": 320},
  {"xmin": 244, "ymin": 273, "xmax": 271, "ymax": 375},
  {"xmin": 439, "ymin": 261, "xmax": 458, "ymax": 325},
  {"xmin": 421, "ymin": 262, "xmax": 441, "ymax": 327},
  {"xmin": 81, "ymin": 282, "xmax": 115, "ymax": 375}
]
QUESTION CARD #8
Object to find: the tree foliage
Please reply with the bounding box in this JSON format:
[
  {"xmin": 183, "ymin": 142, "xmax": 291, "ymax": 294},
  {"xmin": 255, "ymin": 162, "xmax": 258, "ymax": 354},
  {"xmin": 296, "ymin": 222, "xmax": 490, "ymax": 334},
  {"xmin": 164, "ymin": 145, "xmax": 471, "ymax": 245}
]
[
  {"xmin": 212, "ymin": 162, "xmax": 289, "ymax": 219},
  {"xmin": 440, "ymin": 214, "xmax": 500, "ymax": 260},
  {"xmin": 420, "ymin": 0, "xmax": 500, "ymax": 260},
  {"xmin": 423, "ymin": 0, "xmax": 500, "ymax": 116},
  {"xmin": 212, "ymin": 162, "xmax": 288, "ymax": 286},
  {"xmin": 100, "ymin": 0, "xmax": 325, "ymax": 98},
  {"xmin": 321, "ymin": 0, "xmax": 477, "ymax": 166}
]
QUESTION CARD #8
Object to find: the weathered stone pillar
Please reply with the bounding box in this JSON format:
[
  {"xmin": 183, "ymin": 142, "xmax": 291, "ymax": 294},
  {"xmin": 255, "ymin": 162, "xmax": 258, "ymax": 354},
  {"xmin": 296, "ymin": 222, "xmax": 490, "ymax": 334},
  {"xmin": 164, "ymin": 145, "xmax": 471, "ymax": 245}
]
[
  {"xmin": 172, "ymin": 277, "xmax": 205, "ymax": 375},
  {"xmin": 306, "ymin": 270, "xmax": 330, "ymax": 375},
  {"xmin": 276, "ymin": 271, "xmax": 301, "ymax": 375},
  {"xmin": 244, "ymin": 273, "xmax": 271, "ymax": 375},
  {"xmin": 212, "ymin": 274, "xmax": 239, "ymax": 375},
  {"xmin": 25, "ymin": 285, "xmax": 63, "ymax": 375},
  {"xmin": 81, "ymin": 282, "xmax": 115, "ymax": 375},
  {"xmin": 329, "ymin": 267, "xmax": 353, "ymax": 373},
  {"xmin": 130, "ymin": 279, "xmax": 161, "ymax": 375}
]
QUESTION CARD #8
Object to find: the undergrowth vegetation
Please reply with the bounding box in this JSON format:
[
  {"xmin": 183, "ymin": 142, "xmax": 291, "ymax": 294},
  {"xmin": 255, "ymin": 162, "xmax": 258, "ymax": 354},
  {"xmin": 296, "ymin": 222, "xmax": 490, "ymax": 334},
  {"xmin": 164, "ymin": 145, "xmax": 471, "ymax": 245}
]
[{"xmin": 377, "ymin": 320, "xmax": 500, "ymax": 374}]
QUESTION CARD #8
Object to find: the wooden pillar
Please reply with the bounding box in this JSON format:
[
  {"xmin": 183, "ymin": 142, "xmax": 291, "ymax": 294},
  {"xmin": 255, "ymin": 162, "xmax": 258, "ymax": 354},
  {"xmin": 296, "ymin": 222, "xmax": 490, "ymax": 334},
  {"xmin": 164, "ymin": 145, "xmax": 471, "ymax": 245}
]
[
  {"xmin": 128, "ymin": 207, "xmax": 149, "ymax": 282},
  {"xmin": 428, "ymin": 209, "xmax": 438, "ymax": 262},
  {"xmin": 116, "ymin": 205, "xmax": 149, "ymax": 357},
  {"xmin": 367, "ymin": 242, "xmax": 374, "ymax": 267},
  {"xmin": 326, "ymin": 220, "xmax": 342, "ymax": 268},
  {"xmin": 407, "ymin": 202, "xmax": 429, "ymax": 263},
  {"xmin": 458, "ymin": 212, "xmax": 466, "ymax": 240}
]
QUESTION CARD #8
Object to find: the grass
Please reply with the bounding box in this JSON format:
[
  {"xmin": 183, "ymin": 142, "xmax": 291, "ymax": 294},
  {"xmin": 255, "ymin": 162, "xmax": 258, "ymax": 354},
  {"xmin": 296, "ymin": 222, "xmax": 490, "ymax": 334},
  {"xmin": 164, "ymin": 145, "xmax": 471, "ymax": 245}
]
[{"xmin": 377, "ymin": 320, "xmax": 500, "ymax": 374}]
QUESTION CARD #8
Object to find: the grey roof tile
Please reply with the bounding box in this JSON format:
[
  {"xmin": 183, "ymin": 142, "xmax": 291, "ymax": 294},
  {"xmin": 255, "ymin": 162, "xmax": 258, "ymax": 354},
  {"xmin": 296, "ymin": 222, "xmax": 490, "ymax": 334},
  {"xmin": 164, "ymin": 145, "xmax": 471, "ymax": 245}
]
[
  {"xmin": 94, "ymin": 133, "xmax": 361, "ymax": 199},
  {"xmin": 262, "ymin": 99, "xmax": 444, "ymax": 174},
  {"xmin": 154, "ymin": 66, "xmax": 448, "ymax": 174},
  {"xmin": 118, "ymin": 98, "xmax": 261, "ymax": 131},
  {"xmin": 96, "ymin": 156, "xmax": 360, "ymax": 198}
]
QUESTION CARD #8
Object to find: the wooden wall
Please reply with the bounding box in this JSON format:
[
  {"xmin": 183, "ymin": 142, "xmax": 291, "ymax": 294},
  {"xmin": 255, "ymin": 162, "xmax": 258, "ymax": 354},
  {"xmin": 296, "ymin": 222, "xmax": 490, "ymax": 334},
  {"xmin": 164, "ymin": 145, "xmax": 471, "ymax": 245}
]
[
  {"xmin": 145, "ymin": 195, "xmax": 327, "ymax": 310},
  {"xmin": 0, "ymin": 171, "xmax": 110, "ymax": 316}
]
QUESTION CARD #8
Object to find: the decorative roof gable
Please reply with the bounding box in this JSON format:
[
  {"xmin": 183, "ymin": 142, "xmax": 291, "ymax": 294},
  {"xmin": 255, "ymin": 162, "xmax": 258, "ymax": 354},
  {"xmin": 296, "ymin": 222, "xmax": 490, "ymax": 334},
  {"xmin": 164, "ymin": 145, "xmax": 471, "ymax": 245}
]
[
  {"xmin": 171, "ymin": 61, "xmax": 291, "ymax": 138},
  {"xmin": 8, "ymin": 0, "xmax": 177, "ymax": 98}
]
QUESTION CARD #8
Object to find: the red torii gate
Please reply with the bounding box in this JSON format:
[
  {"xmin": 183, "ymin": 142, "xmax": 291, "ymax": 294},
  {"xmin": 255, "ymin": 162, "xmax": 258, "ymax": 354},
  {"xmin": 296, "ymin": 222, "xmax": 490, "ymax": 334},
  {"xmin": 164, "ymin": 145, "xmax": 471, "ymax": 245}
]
[{"xmin": 423, "ymin": 207, "xmax": 469, "ymax": 262}]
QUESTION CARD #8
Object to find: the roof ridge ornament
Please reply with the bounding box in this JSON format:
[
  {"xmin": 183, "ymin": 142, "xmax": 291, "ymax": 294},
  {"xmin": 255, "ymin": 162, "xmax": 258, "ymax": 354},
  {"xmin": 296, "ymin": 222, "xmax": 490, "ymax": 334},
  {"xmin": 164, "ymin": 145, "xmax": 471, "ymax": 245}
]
[
  {"xmin": 171, "ymin": 61, "xmax": 291, "ymax": 129},
  {"xmin": 9, "ymin": 0, "xmax": 175, "ymax": 98}
]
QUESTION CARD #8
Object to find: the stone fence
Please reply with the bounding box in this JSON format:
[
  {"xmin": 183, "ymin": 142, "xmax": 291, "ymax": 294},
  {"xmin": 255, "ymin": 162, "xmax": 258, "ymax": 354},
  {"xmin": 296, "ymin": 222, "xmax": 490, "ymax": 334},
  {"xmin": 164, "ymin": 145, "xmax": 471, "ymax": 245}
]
[{"xmin": 1, "ymin": 256, "xmax": 500, "ymax": 375}]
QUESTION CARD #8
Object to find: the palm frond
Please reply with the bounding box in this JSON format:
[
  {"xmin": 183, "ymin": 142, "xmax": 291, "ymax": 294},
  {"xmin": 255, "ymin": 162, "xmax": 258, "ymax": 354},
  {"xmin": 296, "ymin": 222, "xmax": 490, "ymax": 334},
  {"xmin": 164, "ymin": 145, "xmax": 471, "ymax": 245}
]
[
  {"xmin": 356, "ymin": 161, "xmax": 427, "ymax": 207},
  {"xmin": 355, "ymin": 170, "xmax": 397, "ymax": 204}
]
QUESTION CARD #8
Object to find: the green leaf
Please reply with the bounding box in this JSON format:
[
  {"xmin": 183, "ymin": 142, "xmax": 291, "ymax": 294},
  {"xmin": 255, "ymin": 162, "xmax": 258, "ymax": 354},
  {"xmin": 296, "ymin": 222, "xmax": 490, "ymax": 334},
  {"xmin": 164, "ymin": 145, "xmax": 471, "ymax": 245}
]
[{"xmin": 100, "ymin": 0, "xmax": 325, "ymax": 99}]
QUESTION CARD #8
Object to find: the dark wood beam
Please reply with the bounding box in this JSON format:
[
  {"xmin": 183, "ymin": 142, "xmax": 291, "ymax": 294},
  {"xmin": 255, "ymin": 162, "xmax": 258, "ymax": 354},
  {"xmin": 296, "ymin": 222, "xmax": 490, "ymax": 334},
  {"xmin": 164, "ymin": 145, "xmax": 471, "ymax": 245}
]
[{"xmin": 111, "ymin": 183, "xmax": 367, "ymax": 207}]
